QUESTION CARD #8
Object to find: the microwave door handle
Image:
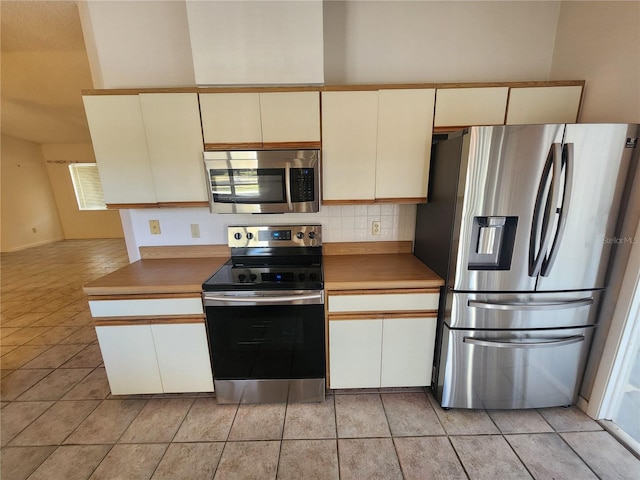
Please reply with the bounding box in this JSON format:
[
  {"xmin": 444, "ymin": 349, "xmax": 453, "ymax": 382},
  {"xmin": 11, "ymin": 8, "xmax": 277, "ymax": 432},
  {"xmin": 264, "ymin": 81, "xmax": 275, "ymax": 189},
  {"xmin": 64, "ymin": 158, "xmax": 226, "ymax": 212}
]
[{"xmin": 284, "ymin": 162, "xmax": 293, "ymax": 210}]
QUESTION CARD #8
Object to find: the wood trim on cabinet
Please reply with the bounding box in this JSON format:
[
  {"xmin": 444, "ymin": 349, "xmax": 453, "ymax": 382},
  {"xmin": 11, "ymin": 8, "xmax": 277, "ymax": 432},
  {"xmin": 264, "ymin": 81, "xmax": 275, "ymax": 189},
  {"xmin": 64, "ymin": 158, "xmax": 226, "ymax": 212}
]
[
  {"xmin": 204, "ymin": 142, "xmax": 263, "ymax": 150},
  {"xmin": 327, "ymin": 287, "xmax": 440, "ymax": 296},
  {"xmin": 327, "ymin": 311, "xmax": 437, "ymax": 321},
  {"xmin": 156, "ymin": 201, "xmax": 209, "ymax": 208},
  {"xmin": 323, "ymin": 241, "xmax": 413, "ymax": 255},
  {"xmin": 139, "ymin": 245, "xmax": 230, "ymax": 259},
  {"xmin": 106, "ymin": 203, "xmax": 159, "ymax": 209},
  {"xmin": 321, "ymin": 199, "xmax": 376, "ymax": 205},
  {"xmin": 198, "ymin": 85, "xmax": 322, "ymax": 94},
  {"xmin": 374, "ymin": 197, "xmax": 426, "ymax": 204},
  {"xmin": 82, "ymin": 87, "xmax": 199, "ymax": 95},
  {"xmin": 94, "ymin": 315, "xmax": 205, "ymax": 327},
  {"xmin": 88, "ymin": 293, "xmax": 202, "ymax": 301},
  {"xmin": 262, "ymin": 141, "xmax": 321, "ymax": 150}
]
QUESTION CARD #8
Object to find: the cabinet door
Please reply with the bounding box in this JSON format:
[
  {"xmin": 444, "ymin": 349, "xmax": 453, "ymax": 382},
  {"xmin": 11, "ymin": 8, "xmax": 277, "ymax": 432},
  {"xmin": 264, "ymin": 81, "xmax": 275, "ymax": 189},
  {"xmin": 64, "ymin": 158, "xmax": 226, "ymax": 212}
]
[
  {"xmin": 95, "ymin": 325, "xmax": 163, "ymax": 395},
  {"xmin": 83, "ymin": 95, "xmax": 157, "ymax": 204},
  {"xmin": 260, "ymin": 91, "xmax": 320, "ymax": 143},
  {"xmin": 151, "ymin": 323, "xmax": 214, "ymax": 393},
  {"xmin": 506, "ymin": 86, "xmax": 583, "ymax": 125},
  {"xmin": 321, "ymin": 91, "xmax": 379, "ymax": 201},
  {"xmin": 434, "ymin": 87, "xmax": 509, "ymax": 127},
  {"xmin": 199, "ymin": 93, "xmax": 262, "ymax": 144},
  {"xmin": 139, "ymin": 93, "xmax": 207, "ymax": 202},
  {"xmin": 376, "ymin": 89, "xmax": 435, "ymax": 200},
  {"xmin": 329, "ymin": 318, "xmax": 382, "ymax": 388},
  {"xmin": 380, "ymin": 316, "xmax": 437, "ymax": 388}
]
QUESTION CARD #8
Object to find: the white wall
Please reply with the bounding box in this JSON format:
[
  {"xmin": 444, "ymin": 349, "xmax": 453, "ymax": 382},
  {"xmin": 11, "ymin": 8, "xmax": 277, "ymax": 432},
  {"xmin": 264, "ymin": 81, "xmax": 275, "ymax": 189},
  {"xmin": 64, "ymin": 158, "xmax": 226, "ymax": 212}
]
[
  {"xmin": 323, "ymin": 0, "xmax": 562, "ymax": 84},
  {"xmin": 78, "ymin": 0, "xmax": 195, "ymax": 88},
  {"xmin": 122, "ymin": 205, "xmax": 416, "ymax": 261},
  {"xmin": 550, "ymin": 1, "xmax": 640, "ymax": 123},
  {"xmin": 1, "ymin": 135, "xmax": 64, "ymax": 252},
  {"xmin": 186, "ymin": 0, "xmax": 324, "ymax": 85}
]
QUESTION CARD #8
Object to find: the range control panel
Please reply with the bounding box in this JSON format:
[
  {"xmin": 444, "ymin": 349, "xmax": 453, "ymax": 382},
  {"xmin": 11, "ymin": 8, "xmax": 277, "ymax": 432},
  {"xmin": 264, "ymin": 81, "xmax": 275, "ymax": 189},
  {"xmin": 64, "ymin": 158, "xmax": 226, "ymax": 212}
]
[{"xmin": 227, "ymin": 225, "xmax": 322, "ymax": 248}]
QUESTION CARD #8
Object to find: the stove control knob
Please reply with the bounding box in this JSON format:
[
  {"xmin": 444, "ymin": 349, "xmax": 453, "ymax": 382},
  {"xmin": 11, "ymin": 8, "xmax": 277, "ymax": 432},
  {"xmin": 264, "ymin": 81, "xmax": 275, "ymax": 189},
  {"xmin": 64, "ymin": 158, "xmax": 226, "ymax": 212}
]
[
  {"xmin": 233, "ymin": 232, "xmax": 242, "ymax": 240},
  {"xmin": 238, "ymin": 274, "xmax": 246, "ymax": 282},
  {"xmin": 249, "ymin": 274, "xmax": 257, "ymax": 282},
  {"xmin": 309, "ymin": 273, "xmax": 317, "ymax": 281},
  {"xmin": 246, "ymin": 232, "xmax": 254, "ymax": 240},
  {"xmin": 308, "ymin": 232, "xmax": 316, "ymax": 239},
  {"xmin": 298, "ymin": 273, "xmax": 306, "ymax": 281},
  {"xmin": 296, "ymin": 232, "xmax": 304, "ymax": 240}
]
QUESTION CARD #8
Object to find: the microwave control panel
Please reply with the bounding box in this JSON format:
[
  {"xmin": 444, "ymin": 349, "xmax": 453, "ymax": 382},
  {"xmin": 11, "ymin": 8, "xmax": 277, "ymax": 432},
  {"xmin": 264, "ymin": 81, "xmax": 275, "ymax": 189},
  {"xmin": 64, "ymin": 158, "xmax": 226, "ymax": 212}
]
[{"xmin": 290, "ymin": 168, "xmax": 315, "ymax": 202}]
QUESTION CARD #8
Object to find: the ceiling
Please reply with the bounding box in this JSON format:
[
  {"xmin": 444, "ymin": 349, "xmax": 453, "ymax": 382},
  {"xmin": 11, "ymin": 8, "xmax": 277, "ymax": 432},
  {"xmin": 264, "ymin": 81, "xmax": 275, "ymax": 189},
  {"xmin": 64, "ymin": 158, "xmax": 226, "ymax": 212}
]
[{"xmin": 1, "ymin": 0, "xmax": 94, "ymax": 145}]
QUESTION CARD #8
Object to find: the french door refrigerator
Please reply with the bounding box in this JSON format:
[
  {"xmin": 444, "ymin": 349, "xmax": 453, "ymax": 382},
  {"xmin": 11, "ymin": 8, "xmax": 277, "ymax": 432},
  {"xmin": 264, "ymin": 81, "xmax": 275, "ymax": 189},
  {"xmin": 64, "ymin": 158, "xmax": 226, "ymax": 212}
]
[{"xmin": 414, "ymin": 124, "xmax": 639, "ymax": 409}]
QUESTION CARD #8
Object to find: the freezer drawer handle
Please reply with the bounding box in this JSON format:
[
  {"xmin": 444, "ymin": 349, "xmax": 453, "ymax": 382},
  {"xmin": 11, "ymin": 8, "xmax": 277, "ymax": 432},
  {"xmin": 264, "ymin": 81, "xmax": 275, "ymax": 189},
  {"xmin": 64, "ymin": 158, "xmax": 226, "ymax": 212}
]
[
  {"xmin": 468, "ymin": 297, "xmax": 593, "ymax": 311},
  {"xmin": 463, "ymin": 335, "xmax": 585, "ymax": 349}
]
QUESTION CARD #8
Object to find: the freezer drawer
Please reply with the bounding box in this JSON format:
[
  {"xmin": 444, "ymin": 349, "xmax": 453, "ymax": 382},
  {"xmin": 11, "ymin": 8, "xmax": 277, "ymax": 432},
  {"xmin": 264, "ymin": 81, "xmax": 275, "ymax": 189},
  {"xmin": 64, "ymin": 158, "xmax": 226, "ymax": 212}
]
[
  {"xmin": 448, "ymin": 291, "xmax": 601, "ymax": 329},
  {"xmin": 438, "ymin": 325, "xmax": 595, "ymax": 409}
]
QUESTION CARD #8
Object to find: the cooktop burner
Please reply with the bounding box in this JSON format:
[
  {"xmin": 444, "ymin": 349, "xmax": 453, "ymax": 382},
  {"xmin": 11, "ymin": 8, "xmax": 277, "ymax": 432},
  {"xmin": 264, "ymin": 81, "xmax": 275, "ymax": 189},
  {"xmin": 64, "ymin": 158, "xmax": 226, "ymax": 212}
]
[{"xmin": 202, "ymin": 225, "xmax": 323, "ymax": 292}]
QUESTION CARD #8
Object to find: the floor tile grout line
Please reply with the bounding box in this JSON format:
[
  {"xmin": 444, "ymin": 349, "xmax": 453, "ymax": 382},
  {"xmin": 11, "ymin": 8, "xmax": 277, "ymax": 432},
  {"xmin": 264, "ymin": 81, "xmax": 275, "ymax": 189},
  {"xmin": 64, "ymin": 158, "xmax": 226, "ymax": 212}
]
[{"xmin": 555, "ymin": 430, "xmax": 604, "ymax": 480}]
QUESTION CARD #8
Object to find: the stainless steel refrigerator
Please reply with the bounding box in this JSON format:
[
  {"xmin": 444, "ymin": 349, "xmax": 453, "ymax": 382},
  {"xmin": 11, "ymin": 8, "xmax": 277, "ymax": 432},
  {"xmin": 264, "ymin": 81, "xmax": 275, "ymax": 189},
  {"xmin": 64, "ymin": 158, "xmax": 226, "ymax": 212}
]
[{"xmin": 414, "ymin": 124, "xmax": 639, "ymax": 409}]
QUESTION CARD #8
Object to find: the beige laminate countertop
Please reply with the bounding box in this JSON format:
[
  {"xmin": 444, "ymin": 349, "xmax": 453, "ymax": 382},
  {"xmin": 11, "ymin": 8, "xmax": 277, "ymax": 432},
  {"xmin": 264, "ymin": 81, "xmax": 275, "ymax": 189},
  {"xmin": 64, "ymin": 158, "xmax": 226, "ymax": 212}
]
[
  {"xmin": 323, "ymin": 253, "xmax": 443, "ymax": 291},
  {"xmin": 83, "ymin": 257, "xmax": 229, "ymax": 296},
  {"xmin": 83, "ymin": 251, "xmax": 443, "ymax": 296}
]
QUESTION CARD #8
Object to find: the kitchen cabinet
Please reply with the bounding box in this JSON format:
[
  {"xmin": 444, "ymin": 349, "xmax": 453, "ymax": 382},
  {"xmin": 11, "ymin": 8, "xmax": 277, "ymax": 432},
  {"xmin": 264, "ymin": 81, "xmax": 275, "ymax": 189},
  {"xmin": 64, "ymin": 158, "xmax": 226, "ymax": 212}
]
[
  {"xmin": 434, "ymin": 87, "xmax": 509, "ymax": 127},
  {"xmin": 95, "ymin": 322, "xmax": 213, "ymax": 395},
  {"xmin": 83, "ymin": 95, "xmax": 156, "ymax": 205},
  {"xmin": 90, "ymin": 294, "xmax": 214, "ymax": 395},
  {"xmin": 327, "ymin": 289, "xmax": 439, "ymax": 389},
  {"xmin": 83, "ymin": 92, "xmax": 206, "ymax": 206},
  {"xmin": 506, "ymin": 85, "xmax": 583, "ymax": 125},
  {"xmin": 139, "ymin": 93, "xmax": 208, "ymax": 203},
  {"xmin": 199, "ymin": 91, "xmax": 321, "ymax": 147},
  {"xmin": 321, "ymin": 88, "xmax": 435, "ymax": 203}
]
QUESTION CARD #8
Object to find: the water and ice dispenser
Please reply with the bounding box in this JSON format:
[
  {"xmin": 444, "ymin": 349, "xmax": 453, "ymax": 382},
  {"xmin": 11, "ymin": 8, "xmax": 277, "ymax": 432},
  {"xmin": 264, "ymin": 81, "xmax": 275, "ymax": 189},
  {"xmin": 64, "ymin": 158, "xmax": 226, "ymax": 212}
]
[{"xmin": 468, "ymin": 216, "xmax": 518, "ymax": 270}]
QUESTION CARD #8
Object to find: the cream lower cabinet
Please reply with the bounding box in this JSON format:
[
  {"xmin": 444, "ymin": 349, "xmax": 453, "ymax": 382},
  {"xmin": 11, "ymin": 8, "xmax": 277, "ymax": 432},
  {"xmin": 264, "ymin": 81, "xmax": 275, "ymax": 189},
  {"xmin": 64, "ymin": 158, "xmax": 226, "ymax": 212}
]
[
  {"xmin": 327, "ymin": 289, "xmax": 439, "ymax": 389},
  {"xmin": 96, "ymin": 322, "xmax": 214, "ymax": 395},
  {"xmin": 91, "ymin": 295, "xmax": 213, "ymax": 395}
]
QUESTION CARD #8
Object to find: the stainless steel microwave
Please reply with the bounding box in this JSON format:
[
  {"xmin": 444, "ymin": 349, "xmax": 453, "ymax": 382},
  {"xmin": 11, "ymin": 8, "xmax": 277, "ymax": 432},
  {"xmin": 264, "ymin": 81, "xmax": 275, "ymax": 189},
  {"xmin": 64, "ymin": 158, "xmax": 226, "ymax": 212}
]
[{"xmin": 203, "ymin": 150, "xmax": 320, "ymax": 214}]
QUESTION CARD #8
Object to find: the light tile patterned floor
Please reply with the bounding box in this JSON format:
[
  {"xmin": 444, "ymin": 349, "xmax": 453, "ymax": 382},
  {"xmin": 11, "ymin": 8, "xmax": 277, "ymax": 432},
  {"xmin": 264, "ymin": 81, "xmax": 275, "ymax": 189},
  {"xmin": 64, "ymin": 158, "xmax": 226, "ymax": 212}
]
[{"xmin": 2, "ymin": 239, "xmax": 640, "ymax": 479}]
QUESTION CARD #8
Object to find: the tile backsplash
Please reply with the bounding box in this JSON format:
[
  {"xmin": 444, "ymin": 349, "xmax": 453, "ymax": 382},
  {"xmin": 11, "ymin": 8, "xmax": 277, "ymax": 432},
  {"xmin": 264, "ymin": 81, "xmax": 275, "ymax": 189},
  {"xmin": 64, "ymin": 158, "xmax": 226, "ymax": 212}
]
[{"xmin": 123, "ymin": 204, "xmax": 417, "ymax": 260}]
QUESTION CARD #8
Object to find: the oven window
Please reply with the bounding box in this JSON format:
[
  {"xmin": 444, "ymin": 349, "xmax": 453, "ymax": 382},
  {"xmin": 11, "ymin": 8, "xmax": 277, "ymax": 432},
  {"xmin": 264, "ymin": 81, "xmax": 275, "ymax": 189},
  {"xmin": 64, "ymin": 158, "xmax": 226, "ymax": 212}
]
[
  {"xmin": 206, "ymin": 304, "xmax": 325, "ymax": 380},
  {"xmin": 210, "ymin": 168, "xmax": 286, "ymax": 203}
]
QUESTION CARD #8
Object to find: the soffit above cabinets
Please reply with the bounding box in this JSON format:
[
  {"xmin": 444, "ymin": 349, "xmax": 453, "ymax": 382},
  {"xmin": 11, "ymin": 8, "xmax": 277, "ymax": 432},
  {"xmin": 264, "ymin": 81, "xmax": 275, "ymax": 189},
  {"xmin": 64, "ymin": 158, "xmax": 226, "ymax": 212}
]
[{"xmin": 79, "ymin": 0, "xmax": 325, "ymax": 89}]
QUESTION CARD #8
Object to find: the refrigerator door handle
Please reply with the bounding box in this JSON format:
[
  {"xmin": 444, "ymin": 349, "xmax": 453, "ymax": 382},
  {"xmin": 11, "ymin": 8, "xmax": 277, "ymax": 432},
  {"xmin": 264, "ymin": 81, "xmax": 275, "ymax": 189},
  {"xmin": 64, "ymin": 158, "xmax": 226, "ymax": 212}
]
[
  {"xmin": 463, "ymin": 335, "xmax": 585, "ymax": 349},
  {"xmin": 529, "ymin": 143, "xmax": 563, "ymax": 277},
  {"xmin": 541, "ymin": 143, "xmax": 574, "ymax": 276},
  {"xmin": 468, "ymin": 297, "xmax": 593, "ymax": 311}
]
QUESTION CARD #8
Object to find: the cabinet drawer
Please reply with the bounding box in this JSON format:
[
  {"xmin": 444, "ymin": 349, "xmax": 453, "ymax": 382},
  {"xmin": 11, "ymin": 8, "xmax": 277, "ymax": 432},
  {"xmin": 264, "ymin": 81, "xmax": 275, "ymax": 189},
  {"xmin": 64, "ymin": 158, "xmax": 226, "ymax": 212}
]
[
  {"xmin": 328, "ymin": 292, "xmax": 439, "ymax": 313},
  {"xmin": 89, "ymin": 297, "xmax": 204, "ymax": 317}
]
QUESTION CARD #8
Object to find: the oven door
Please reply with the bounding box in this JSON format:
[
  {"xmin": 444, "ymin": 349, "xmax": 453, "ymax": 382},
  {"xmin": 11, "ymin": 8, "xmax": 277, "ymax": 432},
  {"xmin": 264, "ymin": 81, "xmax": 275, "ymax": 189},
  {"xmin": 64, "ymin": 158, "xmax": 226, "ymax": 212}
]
[{"xmin": 203, "ymin": 290, "xmax": 325, "ymax": 403}]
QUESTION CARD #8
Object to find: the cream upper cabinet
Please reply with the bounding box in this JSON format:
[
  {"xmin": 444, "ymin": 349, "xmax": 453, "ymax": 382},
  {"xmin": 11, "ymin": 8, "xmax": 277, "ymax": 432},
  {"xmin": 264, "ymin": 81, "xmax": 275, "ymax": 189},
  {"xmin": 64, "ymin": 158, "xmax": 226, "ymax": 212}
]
[
  {"xmin": 506, "ymin": 85, "xmax": 583, "ymax": 125},
  {"xmin": 259, "ymin": 92, "xmax": 321, "ymax": 143},
  {"xmin": 199, "ymin": 93, "xmax": 262, "ymax": 144},
  {"xmin": 321, "ymin": 89, "xmax": 434, "ymax": 203},
  {"xmin": 321, "ymin": 91, "xmax": 379, "ymax": 201},
  {"xmin": 139, "ymin": 93, "xmax": 207, "ymax": 202},
  {"xmin": 83, "ymin": 95, "xmax": 157, "ymax": 204},
  {"xmin": 376, "ymin": 89, "xmax": 435, "ymax": 200},
  {"xmin": 434, "ymin": 87, "xmax": 509, "ymax": 127},
  {"xmin": 199, "ymin": 91, "xmax": 320, "ymax": 145}
]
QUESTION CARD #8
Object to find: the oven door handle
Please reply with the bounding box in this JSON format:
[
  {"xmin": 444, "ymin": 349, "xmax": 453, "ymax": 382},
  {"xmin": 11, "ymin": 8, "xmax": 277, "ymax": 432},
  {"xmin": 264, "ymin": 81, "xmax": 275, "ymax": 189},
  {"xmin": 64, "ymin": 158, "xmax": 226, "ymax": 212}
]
[{"xmin": 203, "ymin": 292, "xmax": 323, "ymax": 306}]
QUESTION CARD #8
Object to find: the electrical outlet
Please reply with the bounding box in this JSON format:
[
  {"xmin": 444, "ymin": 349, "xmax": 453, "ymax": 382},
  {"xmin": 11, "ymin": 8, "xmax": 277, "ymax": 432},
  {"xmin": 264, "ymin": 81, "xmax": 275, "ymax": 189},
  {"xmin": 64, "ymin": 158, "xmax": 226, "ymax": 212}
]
[
  {"xmin": 149, "ymin": 219, "xmax": 161, "ymax": 235},
  {"xmin": 372, "ymin": 221, "xmax": 381, "ymax": 235},
  {"xmin": 190, "ymin": 224, "xmax": 200, "ymax": 238},
  {"xmin": 32, "ymin": 227, "xmax": 37, "ymax": 233}
]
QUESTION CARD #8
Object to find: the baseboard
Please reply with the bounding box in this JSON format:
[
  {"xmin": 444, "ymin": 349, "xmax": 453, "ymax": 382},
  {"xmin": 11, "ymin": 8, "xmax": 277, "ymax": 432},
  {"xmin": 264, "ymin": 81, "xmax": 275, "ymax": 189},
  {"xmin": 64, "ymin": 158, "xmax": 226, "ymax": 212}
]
[{"xmin": 1, "ymin": 236, "xmax": 64, "ymax": 253}]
